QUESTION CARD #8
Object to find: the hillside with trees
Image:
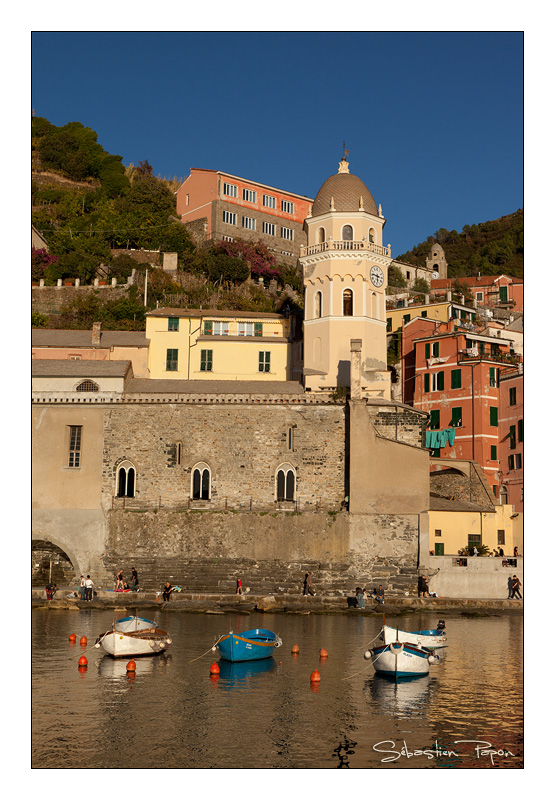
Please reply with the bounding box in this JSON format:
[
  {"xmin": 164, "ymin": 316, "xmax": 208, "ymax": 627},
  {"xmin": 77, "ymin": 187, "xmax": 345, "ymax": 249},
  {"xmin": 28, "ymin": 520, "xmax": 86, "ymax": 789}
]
[
  {"xmin": 32, "ymin": 116, "xmax": 301, "ymax": 329},
  {"xmin": 396, "ymin": 210, "xmax": 523, "ymax": 279}
]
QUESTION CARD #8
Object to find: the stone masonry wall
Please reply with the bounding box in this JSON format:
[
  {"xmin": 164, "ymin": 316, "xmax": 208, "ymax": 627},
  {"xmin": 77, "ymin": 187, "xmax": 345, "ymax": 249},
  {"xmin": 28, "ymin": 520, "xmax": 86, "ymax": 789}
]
[
  {"xmin": 32, "ymin": 285, "xmax": 130, "ymax": 316},
  {"xmin": 430, "ymin": 463, "xmax": 495, "ymax": 507},
  {"xmin": 102, "ymin": 402, "xmax": 347, "ymax": 511},
  {"xmin": 369, "ymin": 404, "xmax": 426, "ymax": 448}
]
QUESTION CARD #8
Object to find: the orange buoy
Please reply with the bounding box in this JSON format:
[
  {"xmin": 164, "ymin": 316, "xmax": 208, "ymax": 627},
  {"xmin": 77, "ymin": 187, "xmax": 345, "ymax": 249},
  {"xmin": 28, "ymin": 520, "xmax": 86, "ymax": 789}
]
[
  {"xmin": 210, "ymin": 662, "xmax": 220, "ymax": 675},
  {"xmin": 68, "ymin": 634, "xmax": 76, "ymax": 642},
  {"xmin": 78, "ymin": 665, "xmax": 88, "ymax": 675},
  {"xmin": 310, "ymin": 670, "xmax": 321, "ymax": 683},
  {"xmin": 209, "ymin": 674, "xmax": 219, "ymax": 683},
  {"xmin": 80, "ymin": 636, "xmax": 87, "ymax": 646},
  {"xmin": 320, "ymin": 648, "xmax": 328, "ymax": 658},
  {"xmin": 126, "ymin": 660, "xmax": 136, "ymax": 672},
  {"xmin": 291, "ymin": 644, "xmax": 300, "ymax": 654},
  {"xmin": 78, "ymin": 655, "xmax": 88, "ymax": 666}
]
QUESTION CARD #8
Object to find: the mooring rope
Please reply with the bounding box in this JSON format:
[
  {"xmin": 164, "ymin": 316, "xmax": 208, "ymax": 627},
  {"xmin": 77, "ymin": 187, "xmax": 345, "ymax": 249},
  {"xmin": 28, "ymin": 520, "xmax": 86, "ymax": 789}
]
[
  {"xmin": 341, "ymin": 629, "xmax": 383, "ymax": 680},
  {"xmin": 188, "ymin": 634, "xmax": 227, "ymax": 663}
]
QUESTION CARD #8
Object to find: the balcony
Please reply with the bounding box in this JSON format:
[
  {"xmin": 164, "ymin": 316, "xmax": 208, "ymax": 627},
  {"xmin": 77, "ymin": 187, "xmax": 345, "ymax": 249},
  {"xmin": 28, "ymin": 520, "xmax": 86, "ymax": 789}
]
[
  {"xmin": 458, "ymin": 348, "xmax": 522, "ymax": 366},
  {"xmin": 300, "ymin": 241, "xmax": 391, "ymax": 258}
]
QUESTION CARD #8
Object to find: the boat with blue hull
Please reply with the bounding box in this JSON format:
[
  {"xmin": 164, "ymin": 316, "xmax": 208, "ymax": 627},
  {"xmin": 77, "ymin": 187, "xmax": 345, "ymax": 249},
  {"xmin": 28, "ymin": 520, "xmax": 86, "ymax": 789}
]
[
  {"xmin": 215, "ymin": 629, "xmax": 282, "ymax": 662},
  {"xmin": 365, "ymin": 641, "xmax": 439, "ymax": 679}
]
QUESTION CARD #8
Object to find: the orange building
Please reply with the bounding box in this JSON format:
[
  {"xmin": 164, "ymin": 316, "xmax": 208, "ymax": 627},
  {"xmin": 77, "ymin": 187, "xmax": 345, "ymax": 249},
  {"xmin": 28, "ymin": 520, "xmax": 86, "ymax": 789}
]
[
  {"xmin": 176, "ymin": 168, "xmax": 313, "ymax": 264},
  {"xmin": 429, "ymin": 274, "xmax": 523, "ymax": 314},
  {"xmin": 498, "ymin": 370, "xmax": 523, "ymax": 511},
  {"xmin": 403, "ymin": 318, "xmax": 522, "ymax": 496}
]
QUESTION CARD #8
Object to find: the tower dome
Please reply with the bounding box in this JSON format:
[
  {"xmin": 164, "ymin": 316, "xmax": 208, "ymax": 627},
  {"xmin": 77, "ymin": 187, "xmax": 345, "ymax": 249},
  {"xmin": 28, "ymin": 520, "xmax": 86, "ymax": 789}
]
[{"xmin": 311, "ymin": 158, "xmax": 378, "ymax": 217}]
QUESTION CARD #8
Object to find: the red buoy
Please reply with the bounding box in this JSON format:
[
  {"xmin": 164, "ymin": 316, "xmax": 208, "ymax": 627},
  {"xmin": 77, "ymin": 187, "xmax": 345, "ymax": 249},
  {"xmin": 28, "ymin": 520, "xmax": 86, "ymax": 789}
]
[
  {"xmin": 291, "ymin": 644, "xmax": 300, "ymax": 654},
  {"xmin": 126, "ymin": 660, "xmax": 136, "ymax": 672},
  {"xmin": 320, "ymin": 648, "xmax": 328, "ymax": 658},
  {"xmin": 68, "ymin": 634, "xmax": 76, "ymax": 642},
  {"xmin": 210, "ymin": 662, "xmax": 220, "ymax": 675},
  {"xmin": 310, "ymin": 670, "xmax": 321, "ymax": 683},
  {"xmin": 80, "ymin": 636, "xmax": 87, "ymax": 646},
  {"xmin": 78, "ymin": 655, "xmax": 88, "ymax": 666}
]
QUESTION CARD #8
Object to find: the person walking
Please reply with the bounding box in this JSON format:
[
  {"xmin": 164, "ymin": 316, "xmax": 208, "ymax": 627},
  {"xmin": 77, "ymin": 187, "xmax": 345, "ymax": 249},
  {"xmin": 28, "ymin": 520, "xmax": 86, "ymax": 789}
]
[
  {"xmin": 116, "ymin": 569, "xmax": 125, "ymax": 592},
  {"xmin": 85, "ymin": 575, "xmax": 94, "ymax": 601},
  {"xmin": 236, "ymin": 577, "xmax": 243, "ymax": 595},
  {"xmin": 507, "ymin": 575, "xmax": 513, "ymax": 599},
  {"xmin": 511, "ymin": 575, "xmax": 522, "ymax": 599},
  {"xmin": 303, "ymin": 572, "xmax": 316, "ymax": 596}
]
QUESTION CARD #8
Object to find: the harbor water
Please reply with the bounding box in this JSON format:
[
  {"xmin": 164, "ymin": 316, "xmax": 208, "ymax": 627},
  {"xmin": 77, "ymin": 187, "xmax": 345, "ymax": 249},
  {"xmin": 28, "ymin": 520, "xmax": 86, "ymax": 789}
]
[{"xmin": 32, "ymin": 608, "xmax": 523, "ymax": 769}]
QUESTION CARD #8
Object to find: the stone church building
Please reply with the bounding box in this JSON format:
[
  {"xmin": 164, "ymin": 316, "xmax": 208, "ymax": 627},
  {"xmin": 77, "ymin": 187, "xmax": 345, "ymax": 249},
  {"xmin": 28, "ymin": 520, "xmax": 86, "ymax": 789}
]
[{"xmin": 32, "ymin": 159, "xmax": 495, "ymax": 595}]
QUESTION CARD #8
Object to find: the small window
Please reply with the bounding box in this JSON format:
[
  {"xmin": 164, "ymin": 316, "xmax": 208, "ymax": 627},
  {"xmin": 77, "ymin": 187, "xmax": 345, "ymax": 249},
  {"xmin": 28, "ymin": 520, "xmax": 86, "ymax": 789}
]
[
  {"xmin": 315, "ymin": 291, "xmax": 322, "ymax": 319},
  {"xmin": 435, "ymin": 529, "xmax": 442, "ymax": 537},
  {"xmin": 509, "ymin": 425, "xmax": 516, "ymax": 449},
  {"xmin": 116, "ymin": 461, "xmax": 136, "ymax": 498},
  {"xmin": 76, "ymin": 380, "xmax": 99, "ymax": 392},
  {"xmin": 403, "ymin": 314, "xmax": 410, "ymax": 324},
  {"xmin": 287, "ymin": 426, "xmax": 294, "ymax": 452},
  {"xmin": 508, "ymin": 454, "xmax": 515, "ymax": 471},
  {"xmin": 276, "ymin": 465, "xmax": 295, "ymax": 501},
  {"xmin": 422, "ymin": 310, "xmax": 427, "ymax": 318},
  {"xmin": 497, "ymin": 529, "xmax": 505, "ymax": 545},
  {"xmin": 343, "ymin": 289, "xmax": 353, "ymax": 316},
  {"xmin": 192, "ymin": 463, "xmax": 211, "ymax": 500},
  {"xmin": 490, "ymin": 406, "xmax": 498, "ymax": 427},
  {"xmin": 68, "ymin": 425, "xmax": 82, "ymax": 468},
  {"xmin": 237, "ymin": 322, "xmax": 254, "ymax": 336},
  {"xmin": 342, "ymin": 224, "xmax": 353, "ymax": 241},
  {"xmin": 509, "ymin": 387, "xmax": 517, "ymax": 406},
  {"xmin": 499, "ymin": 285, "xmax": 508, "ymax": 302},
  {"xmin": 434, "ymin": 543, "xmax": 444, "ymax": 555},
  {"xmin": 490, "ymin": 445, "xmax": 498, "ymax": 460},
  {"xmin": 254, "ymin": 322, "xmax": 263, "ymax": 337},
  {"xmin": 451, "ymin": 407, "xmax": 462, "ymax": 427},
  {"xmin": 468, "ymin": 534, "xmax": 481, "ymax": 546},
  {"xmin": 432, "ymin": 341, "xmax": 439, "ymax": 357},
  {"xmin": 168, "ymin": 317, "xmax": 179, "ymax": 332},
  {"xmin": 200, "ymin": 349, "xmax": 213, "ymax": 372},
  {"xmin": 386, "ymin": 317, "xmax": 392, "ymax": 332},
  {"xmin": 258, "ymin": 351, "xmax": 271, "ymax": 373},
  {"xmin": 430, "ymin": 409, "xmax": 440, "ymax": 430},
  {"xmin": 489, "ymin": 367, "xmax": 500, "ymax": 387},
  {"xmin": 428, "ymin": 371, "xmax": 444, "ymax": 392},
  {"xmin": 222, "ymin": 210, "xmax": 237, "ymax": 225},
  {"xmin": 476, "ymin": 292, "xmax": 483, "ymax": 301},
  {"xmin": 518, "ymin": 419, "xmax": 523, "ymax": 442},
  {"xmin": 262, "ymin": 221, "xmax": 275, "ymax": 236},
  {"xmin": 263, "ymin": 194, "xmax": 276, "ymax": 209},
  {"xmin": 166, "ymin": 349, "xmax": 178, "ymax": 371},
  {"xmin": 242, "ymin": 216, "xmax": 256, "ymax": 230},
  {"xmin": 223, "ymin": 182, "xmax": 237, "ymax": 198},
  {"xmin": 243, "ymin": 188, "xmax": 257, "ymax": 203},
  {"xmin": 515, "ymin": 453, "xmax": 522, "ymax": 470},
  {"xmin": 425, "ymin": 343, "xmax": 431, "ymax": 359},
  {"xmin": 281, "ymin": 200, "xmax": 294, "ymax": 214},
  {"xmin": 281, "ymin": 226, "xmax": 294, "ymax": 241}
]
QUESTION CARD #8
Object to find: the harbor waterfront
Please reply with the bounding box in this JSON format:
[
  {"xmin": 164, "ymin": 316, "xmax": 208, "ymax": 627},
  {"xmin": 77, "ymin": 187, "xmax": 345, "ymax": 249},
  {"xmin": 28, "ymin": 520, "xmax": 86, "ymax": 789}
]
[{"xmin": 32, "ymin": 599, "xmax": 523, "ymax": 769}]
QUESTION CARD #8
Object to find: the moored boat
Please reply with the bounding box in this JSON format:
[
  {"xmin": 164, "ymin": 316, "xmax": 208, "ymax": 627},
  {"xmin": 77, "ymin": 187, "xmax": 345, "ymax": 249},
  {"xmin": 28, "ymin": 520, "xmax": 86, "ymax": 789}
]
[
  {"xmin": 381, "ymin": 620, "xmax": 447, "ymax": 650},
  {"xmin": 95, "ymin": 617, "xmax": 172, "ymax": 658},
  {"xmin": 215, "ymin": 628, "xmax": 282, "ymax": 662},
  {"xmin": 365, "ymin": 641, "xmax": 439, "ymax": 678}
]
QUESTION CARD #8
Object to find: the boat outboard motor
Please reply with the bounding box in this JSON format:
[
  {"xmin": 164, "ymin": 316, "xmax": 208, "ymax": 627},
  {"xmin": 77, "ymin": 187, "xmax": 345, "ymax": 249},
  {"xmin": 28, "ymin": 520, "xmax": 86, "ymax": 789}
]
[{"xmin": 437, "ymin": 619, "xmax": 446, "ymax": 630}]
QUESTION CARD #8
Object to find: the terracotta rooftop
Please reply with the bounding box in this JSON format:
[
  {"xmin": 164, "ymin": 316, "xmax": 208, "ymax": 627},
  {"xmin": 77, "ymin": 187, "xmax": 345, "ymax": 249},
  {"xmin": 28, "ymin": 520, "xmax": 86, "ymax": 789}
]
[
  {"xmin": 32, "ymin": 359, "xmax": 133, "ymax": 378},
  {"xmin": 146, "ymin": 308, "xmax": 286, "ymax": 319},
  {"xmin": 32, "ymin": 330, "xmax": 149, "ymax": 348}
]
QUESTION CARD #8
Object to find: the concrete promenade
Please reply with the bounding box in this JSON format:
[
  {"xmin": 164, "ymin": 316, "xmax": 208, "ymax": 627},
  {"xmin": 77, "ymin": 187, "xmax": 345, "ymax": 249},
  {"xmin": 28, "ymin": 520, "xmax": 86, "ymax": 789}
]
[{"xmin": 32, "ymin": 589, "xmax": 523, "ymax": 615}]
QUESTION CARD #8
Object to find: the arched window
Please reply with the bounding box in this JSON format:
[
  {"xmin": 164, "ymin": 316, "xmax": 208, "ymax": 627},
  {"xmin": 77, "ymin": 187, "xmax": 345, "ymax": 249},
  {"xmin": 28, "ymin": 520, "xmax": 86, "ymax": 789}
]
[
  {"xmin": 116, "ymin": 461, "xmax": 136, "ymax": 498},
  {"xmin": 192, "ymin": 462, "xmax": 211, "ymax": 500},
  {"xmin": 276, "ymin": 465, "xmax": 296, "ymax": 501},
  {"xmin": 342, "ymin": 225, "xmax": 353, "ymax": 241},
  {"xmin": 76, "ymin": 380, "xmax": 99, "ymax": 392},
  {"xmin": 317, "ymin": 227, "xmax": 326, "ymax": 244},
  {"xmin": 343, "ymin": 288, "xmax": 353, "ymax": 316},
  {"xmin": 368, "ymin": 228, "xmax": 375, "ymax": 243},
  {"xmin": 314, "ymin": 291, "xmax": 322, "ymax": 319}
]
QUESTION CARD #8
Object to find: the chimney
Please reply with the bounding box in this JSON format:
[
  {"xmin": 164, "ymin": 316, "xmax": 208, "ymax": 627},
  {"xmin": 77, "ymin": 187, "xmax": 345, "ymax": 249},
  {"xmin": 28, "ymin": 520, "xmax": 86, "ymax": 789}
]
[
  {"xmin": 92, "ymin": 322, "xmax": 101, "ymax": 346},
  {"xmin": 350, "ymin": 339, "xmax": 363, "ymax": 400}
]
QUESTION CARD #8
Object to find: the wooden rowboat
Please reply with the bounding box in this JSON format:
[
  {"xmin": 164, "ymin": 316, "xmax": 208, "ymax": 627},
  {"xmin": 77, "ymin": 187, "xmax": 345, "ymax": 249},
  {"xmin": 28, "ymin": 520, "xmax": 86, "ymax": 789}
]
[
  {"xmin": 365, "ymin": 641, "xmax": 439, "ymax": 679},
  {"xmin": 381, "ymin": 621, "xmax": 447, "ymax": 650},
  {"xmin": 215, "ymin": 628, "xmax": 282, "ymax": 662},
  {"xmin": 95, "ymin": 616, "xmax": 172, "ymax": 658}
]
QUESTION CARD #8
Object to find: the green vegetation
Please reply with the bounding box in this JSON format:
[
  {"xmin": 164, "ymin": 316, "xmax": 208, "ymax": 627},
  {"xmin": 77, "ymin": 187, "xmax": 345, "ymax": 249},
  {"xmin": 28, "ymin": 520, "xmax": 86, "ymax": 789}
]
[{"xmin": 396, "ymin": 210, "xmax": 523, "ymax": 279}]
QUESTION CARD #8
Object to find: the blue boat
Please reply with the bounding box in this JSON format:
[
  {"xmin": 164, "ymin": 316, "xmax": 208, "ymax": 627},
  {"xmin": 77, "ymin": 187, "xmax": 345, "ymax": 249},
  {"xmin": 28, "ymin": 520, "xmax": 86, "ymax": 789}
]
[{"xmin": 215, "ymin": 628, "xmax": 282, "ymax": 662}]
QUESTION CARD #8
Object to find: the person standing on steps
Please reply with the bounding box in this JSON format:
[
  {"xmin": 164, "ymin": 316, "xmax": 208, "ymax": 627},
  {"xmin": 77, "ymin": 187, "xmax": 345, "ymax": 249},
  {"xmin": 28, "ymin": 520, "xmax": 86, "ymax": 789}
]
[
  {"xmin": 85, "ymin": 575, "xmax": 94, "ymax": 601},
  {"xmin": 130, "ymin": 567, "xmax": 139, "ymax": 592},
  {"xmin": 303, "ymin": 572, "xmax": 316, "ymax": 596}
]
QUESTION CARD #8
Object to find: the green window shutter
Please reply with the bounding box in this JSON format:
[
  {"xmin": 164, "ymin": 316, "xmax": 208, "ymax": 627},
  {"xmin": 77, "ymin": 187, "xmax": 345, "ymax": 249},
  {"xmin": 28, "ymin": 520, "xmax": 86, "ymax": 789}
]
[
  {"xmin": 489, "ymin": 367, "xmax": 496, "ymax": 387},
  {"xmin": 451, "ymin": 407, "xmax": 462, "ymax": 427},
  {"xmin": 422, "ymin": 310, "xmax": 427, "ymax": 318},
  {"xmin": 204, "ymin": 320, "xmax": 213, "ymax": 335},
  {"xmin": 430, "ymin": 409, "xmax": 440, "ymax": 430},
  {"xmin": 424, "ymin": 373, "xmax": 430, "ymax": 393},
  {"xmin": 166, "ymin": 349, "xmax": 178, "ymax": 371},
  {"xmin": 499, "ymin": 285, "xmax": 508, "ymax": 302},
  {"xmin": 509, "ymin": 425, "xmax": 516, "ymax": 449},
  {"xmin": 518, "ymin": 419, "xmax": 523, "ymax": 442},
  {"xmin": 425, "ymin": 343, "xmax": 430, "ymax": 359},
  {"xmin": 451, "ymin": 368, "xmax": 461, "ymax": 389},
  {"xmin": 200, "ymin": 349, "xmax": 213, "ymax": 371},
  {"xmin": 168, "ymin": 317, "xmax": 179, "ymax": 331},
  {"xmin": 490, "ymin": 445, "xmax": 497, "ymax": 460},
  {"xmin": 508, "ymin": 455, "xmax": 514, "ymax": 470},
  {"xmin": 259, "ymin": 351, "xmax": 270, "ymax": 372},
  {"xmin": 432, "ymin": 341, "xmax": 439, "ymax": 357},
  {"xmin": 254, "ymin": 322, "xmax": 263, "ymax": 337},
  {"xmin": 403, "ymin": 314, "xmax": 410, "ymax": 325},
  {"xmin": 387, "ymin": 317, "xmax": 392, "ymax": 332},
  {"xmin": 435, "ymin": 543, "xmax": 444, "ymax": 556},
  {"xmin": 490, "ymin": 406, "xmax": 498, "ymax": 426},
  {"xmin": 437, "ymin": 371, "xmax": 444, "ymax": 390}
]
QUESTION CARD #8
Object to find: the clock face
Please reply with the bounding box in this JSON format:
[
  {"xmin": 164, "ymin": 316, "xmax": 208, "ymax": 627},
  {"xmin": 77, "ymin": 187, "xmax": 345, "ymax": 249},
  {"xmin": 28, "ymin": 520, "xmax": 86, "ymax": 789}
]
[{"xmin": 370, "ymin": 266, "xmax": 384, "ymax": 287}]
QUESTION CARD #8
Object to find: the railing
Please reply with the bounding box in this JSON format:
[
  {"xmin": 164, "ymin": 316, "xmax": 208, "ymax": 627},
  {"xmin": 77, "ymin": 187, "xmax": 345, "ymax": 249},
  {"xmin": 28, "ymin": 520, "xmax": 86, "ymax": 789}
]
[
  {"xmin": 301, "ymin": 241, "xmax": 391, "ymax": 257},
  {"xmin": 110, "ymin": 496, "xmax": 336, "ymax": 513},
  {"xmin": 458, "ymin": 349, "xmax": 522, "ymax": 366}
]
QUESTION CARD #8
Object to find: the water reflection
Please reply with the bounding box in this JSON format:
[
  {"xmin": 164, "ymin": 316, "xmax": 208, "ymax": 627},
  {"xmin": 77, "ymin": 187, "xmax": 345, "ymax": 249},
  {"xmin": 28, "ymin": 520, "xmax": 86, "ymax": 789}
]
[
  {"xmin": 367, "ymin": 674, "xmax": 433, "ymax": 716},
  {"xmin": 216, "ymin": 658, "xmax": 277, "ymax": 686}
]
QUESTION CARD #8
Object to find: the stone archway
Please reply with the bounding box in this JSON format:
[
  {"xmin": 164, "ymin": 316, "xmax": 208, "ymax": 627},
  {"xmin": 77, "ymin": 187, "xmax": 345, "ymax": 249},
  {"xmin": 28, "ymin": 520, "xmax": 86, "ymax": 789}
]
[{"xmin": 31, "ymin": 538, "xmax": 80, "ymax": 586}]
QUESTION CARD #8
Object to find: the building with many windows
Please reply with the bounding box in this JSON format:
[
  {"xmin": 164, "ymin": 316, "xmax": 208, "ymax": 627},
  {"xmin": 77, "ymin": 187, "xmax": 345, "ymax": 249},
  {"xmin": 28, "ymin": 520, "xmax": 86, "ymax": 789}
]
[
  {"xmin": 176, "ymin": 168, "xmax": 313, "ymax": 265},
  {"xmin": 429, "ymin": 274, "xmax": 523, "ymax": 314},
  {"xmin": 498, "ymin": 370, "xmax": 523, "ymax": 512}
]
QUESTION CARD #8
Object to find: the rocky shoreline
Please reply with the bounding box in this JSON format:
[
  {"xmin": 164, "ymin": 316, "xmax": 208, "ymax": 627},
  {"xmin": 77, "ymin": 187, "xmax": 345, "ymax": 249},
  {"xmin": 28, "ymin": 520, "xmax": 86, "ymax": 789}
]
[{"xmin": 32, "ymin": 590, "xmax": 523, "ymax": 616}]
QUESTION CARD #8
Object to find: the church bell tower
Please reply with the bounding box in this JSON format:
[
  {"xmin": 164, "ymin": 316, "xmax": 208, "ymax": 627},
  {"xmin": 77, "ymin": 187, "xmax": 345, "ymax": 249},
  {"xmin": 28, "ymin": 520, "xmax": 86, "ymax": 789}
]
[{"xmin": 300, "ymin": 156, "xmax": 392, "ymax": 399}]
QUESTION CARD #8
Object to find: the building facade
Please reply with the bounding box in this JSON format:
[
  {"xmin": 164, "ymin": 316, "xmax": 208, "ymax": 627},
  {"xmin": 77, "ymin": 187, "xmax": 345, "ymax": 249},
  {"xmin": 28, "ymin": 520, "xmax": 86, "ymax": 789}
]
[
  {"xmin": 176, "ymin": 168, "xmax": 313, "ymax": 265},
  {"xmin": 498, "ymin": 370, "xmax": 524, "ymax": 512}
]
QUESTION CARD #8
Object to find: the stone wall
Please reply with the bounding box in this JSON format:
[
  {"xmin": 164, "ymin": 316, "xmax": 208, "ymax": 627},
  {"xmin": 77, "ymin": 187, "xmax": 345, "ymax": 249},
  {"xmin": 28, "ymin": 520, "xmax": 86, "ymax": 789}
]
[
  {"xmin": 430, "ymin": 463, "xmax": 496, "ymax": 507},
  {"xmin": 32, "ymin": 285, "xmax": 130, "ymax": 316},
  {"xmin": 370, "ymin": 404, "xmax": 426, "ymax": 448}
]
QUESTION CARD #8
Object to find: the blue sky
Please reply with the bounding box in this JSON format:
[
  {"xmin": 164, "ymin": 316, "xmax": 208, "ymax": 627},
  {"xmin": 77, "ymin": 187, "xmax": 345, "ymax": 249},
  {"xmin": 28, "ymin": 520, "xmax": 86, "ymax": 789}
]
[{"xmin": 31, "ymin": 31, "xmax": 523, "ymax": 258}]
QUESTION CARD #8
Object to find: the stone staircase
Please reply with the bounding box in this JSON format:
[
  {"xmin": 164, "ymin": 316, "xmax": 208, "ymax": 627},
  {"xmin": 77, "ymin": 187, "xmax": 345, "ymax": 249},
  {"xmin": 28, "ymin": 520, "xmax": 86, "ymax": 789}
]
[{"xmin": 100, "ymin": 556, "xmax": 420, "ymax": 597}]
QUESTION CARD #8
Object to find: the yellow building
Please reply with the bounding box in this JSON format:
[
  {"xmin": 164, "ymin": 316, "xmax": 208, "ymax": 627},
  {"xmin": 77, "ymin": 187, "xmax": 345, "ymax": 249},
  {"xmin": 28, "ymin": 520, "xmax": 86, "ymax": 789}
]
[
  {"xmin": 428, "ymin": 500, "xmax": 517, "ymax": 556},
  {"xmin": 146, "ymin": 308, "xmax": 297, "ymax": 381},
  {"xmin": 386, "ymin": 300, "xmax": 477, "ymax": 333}
]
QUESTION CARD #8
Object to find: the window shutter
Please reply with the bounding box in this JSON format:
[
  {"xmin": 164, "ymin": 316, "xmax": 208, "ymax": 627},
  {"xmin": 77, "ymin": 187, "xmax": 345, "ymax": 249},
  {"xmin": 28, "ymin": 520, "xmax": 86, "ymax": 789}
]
[
  {"xmin": 490, "ymin": 406, "xmax": 498, "ymax": 426},
  {"xmin": 437, "ymin": 371, "xmax": 444, "ymax": 390},
  {"xmin": 451, "ymin": 407, "xmax": 462, "ymax": 426},
  {"xmin": 254, "ymin": 322, "xmax": 263, "ymax": 337},
  {"xmin": 490, "ymin": 445, "xmax": 497, "ymax": 460},
  {"xmin": 518, "ymin": 419, "xmax": 523, "ymax": 442},
  {"xmin": 430, "ymin": 409, "xmax": 440, "ymax": 430},
  {"xmin": 424, "ymin": 373, "xmax": 430, "ymax": 393},
  {"xmin": 451, "ymin": 369, "xmax": 461, "ymax": 389},
  {"xmin": 204, "ymin": 320, "xmax": 213, "ymax": 335},
  {"xmin": 509, "ymin": 425, "xmax": 516, "ymax": 449},
  {"xmin": 432, "ymin": 342, "xmax": 439, "ymax": 357},
  {"xmin": 425, "ymin": 343, "xmax": 430, "ymax": 359}
]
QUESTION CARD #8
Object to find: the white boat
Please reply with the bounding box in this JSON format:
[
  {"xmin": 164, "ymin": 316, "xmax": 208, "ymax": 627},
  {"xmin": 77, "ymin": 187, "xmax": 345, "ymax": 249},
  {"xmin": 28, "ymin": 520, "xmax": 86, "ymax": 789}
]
[
  {"xmin": 365, "ymin": 641, "xmax": 439, "ymax": 678},
  {"xmin": 95, "ymin": 616, "xmax": 172, "ymax": 658},
  {"xmin": 381, "ymin": 621, "xmax": 447, "ymax": 650}
]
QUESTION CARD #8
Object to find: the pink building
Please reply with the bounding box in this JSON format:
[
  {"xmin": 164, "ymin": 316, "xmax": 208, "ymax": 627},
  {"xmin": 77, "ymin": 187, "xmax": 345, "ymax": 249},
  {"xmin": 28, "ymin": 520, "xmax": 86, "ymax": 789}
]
[
  {"xmin": 429, "ymin": 275, "xmax": 523, "ymax": 314},
  {"xmin": 176, "ymin": 168, "xmax": 313, "ymax": 264}
]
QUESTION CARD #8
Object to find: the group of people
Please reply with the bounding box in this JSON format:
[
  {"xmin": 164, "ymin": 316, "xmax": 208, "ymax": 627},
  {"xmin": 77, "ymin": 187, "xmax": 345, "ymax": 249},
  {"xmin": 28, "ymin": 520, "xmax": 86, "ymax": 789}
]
[
  {"xmin": 114, "ymin": 567, "xmax": 139, "ymax": 592},
  {"xmin": 347, "ymin": 585, "xmax": 385, "ymax": 608},
  {"xmin": 78, "ymin": 575, "xmax": 95, "ymax": 601}
]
